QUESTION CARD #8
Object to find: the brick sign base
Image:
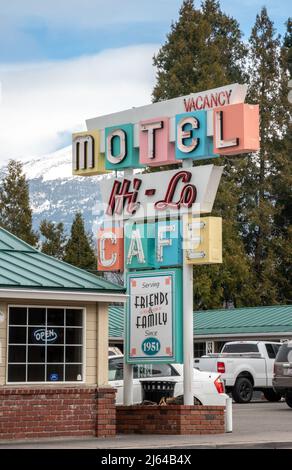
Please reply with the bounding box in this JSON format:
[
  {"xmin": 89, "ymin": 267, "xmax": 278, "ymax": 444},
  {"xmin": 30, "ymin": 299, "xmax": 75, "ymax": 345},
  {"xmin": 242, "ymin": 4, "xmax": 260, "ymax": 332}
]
[
  {"xmin": 117, "ymin": 405, "xmax": 225, "ymax": 435},
  {"xmin": 0, "ymin": 386, "xmax": 116, "ymax": 441}
]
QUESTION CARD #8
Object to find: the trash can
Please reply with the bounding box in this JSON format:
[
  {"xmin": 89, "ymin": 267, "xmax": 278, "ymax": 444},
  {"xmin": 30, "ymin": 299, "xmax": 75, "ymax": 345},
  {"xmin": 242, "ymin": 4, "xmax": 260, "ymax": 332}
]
[{"xmin": 140, "ymin": 380, "xmax": 176, "ymax": 404}]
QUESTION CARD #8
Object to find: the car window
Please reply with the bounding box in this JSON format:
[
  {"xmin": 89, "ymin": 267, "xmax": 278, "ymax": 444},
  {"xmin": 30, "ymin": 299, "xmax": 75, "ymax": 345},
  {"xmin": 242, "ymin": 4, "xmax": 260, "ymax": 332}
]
[
  {"xmin": 222, "ymin": 343, "xmax": 259, "ymax": 353},
  {"xmin": 265, "ymin": 343, "xmax": 276, "ymax": 359},
  {"xmin": 134, "ymin": 363, "xmax": 179, "ymax": 378},
  {"xmin": 272, "ymin": 344, "xmax": 281, "ymax": 357},
  {"xmin": 276, "ymin": 344, "xmax": 292, "ymax": 363},
  {"xmin": 108, "ymin": 358, "xmax": 123, "ymax": 380}
]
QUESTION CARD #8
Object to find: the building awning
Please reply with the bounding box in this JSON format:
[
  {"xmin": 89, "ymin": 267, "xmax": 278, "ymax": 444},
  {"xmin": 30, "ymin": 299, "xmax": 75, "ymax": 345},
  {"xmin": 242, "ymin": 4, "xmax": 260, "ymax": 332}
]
[{"xmin": 0, "ymin": 227, "xmax": 126, "ymax": 302}]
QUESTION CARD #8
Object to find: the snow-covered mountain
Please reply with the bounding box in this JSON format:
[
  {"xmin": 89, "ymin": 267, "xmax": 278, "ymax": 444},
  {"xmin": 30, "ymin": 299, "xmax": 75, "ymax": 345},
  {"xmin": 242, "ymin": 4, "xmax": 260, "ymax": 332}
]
[{"xmin": 0, "ymin": 146, "xmax": 111, "ymax": 236}]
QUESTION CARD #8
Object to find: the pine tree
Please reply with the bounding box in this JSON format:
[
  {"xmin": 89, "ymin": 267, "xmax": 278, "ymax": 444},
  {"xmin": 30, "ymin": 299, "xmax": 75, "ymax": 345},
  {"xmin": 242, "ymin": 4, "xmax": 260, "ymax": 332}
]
[
  {"xmin": 240, "ymin": 8, "xmax": 291, "ymax": 304},
  {"xmin": 63, "ymin": 212, "xmax": 96, "ymax": 270},
  {"xmin": 153, "ymin": 0, "xmax": 246, "ymax": 102},
  {"xmin": 284, "ymin": 18, "xmax": 292, "ymax": 77},
  {"xmin": 270, "ymin": 18, "xmax": 292, "ymax": 303},
  {"xmin": 0, "ymin": 160, "xmax": 38, "ymax": 246},
  {"xmin": 40, "ymin": 219, "xmax": 66, "ymax": 259},
  {"xmin": 152, "ymin": 0, "xmax": 254, "ymax": 308}
]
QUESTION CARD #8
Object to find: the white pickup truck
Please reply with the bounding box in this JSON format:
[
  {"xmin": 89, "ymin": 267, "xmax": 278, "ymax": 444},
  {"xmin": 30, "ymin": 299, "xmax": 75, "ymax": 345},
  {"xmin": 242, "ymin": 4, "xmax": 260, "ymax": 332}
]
[{"xmin": 194, "ymin": 341, "xmax": 282, "ymax": 403}]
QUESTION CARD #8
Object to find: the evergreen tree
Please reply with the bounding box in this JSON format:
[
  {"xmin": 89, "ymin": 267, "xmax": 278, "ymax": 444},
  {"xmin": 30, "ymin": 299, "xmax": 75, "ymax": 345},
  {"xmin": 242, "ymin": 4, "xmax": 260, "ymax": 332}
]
[
  {"xmin": 40, "ymin": 219, "xmax": 66, "ymax": 260},
  {"xmin": 63, "ymin": 212, "xmax": 96, "ymax": 270},
  {"xmin": 240, "ymin": 8, "xmax": 291, "ymax": 304},
  {"xmin": 152, "ymin": 0, "xmax": 254, "ymax": 308},
  {"xmin": 153, "ymin": 0, "xmax": 246, "ymax": 102},
  {"xmin": 270, "ymin": 18, "xmax": 292, "ymax": 303},
  {"xmin": 284, "ymin": 18, "xmax": 292, "ymax": 77},
  {"xmin": 0, "ymin": 160, "xmax": 38, "ymax": 246}
]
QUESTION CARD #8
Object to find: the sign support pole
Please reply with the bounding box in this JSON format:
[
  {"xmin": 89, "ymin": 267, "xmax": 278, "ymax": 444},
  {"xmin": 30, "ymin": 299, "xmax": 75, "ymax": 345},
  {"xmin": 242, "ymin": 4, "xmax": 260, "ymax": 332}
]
[
  {"xmin": 182, "ymin": 159, "xmax": 194, "ymax": 406},
  {"xmin": 183, "ymin": 257, "xmax": 194, "ymax": 405},
  {"xmin": 123, "ymin": 169, "xmax": 134, "ymax": 406},
  {"xmin": 123, "ymin": 252, "xmax": 134, "ymax": 405}
]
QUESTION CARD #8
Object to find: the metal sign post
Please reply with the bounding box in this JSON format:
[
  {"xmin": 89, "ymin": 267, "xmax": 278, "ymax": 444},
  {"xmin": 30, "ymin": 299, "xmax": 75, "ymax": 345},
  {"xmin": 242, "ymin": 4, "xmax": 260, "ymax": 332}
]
[
  {"xmin": 182, "ymin": 159, "xmax": 194, "ymax": 405},
  {"xmin": 183, "ymin": 261, "xmax": 194, "ymax": 405},
  {"xmin": 123, "ymin": 170, "xmax": 134, "ymax": 406}
]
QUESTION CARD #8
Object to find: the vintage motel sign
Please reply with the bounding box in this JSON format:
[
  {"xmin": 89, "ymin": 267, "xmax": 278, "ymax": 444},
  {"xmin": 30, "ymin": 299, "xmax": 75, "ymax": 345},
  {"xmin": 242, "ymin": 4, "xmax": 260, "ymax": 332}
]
[
  {"xmin": 124, "ymin": 222, "xmax": 156, "ymax": 270},
  {"xmin": 97, "ymin": 227, "xmax": 124, "ymax": 271},
  {"xmin": 97, "ymin": 219, "xmax": 183, "ymax": 271},
  {"xmin": 72, "ymin": 130, "xmax": 108, "ymax": 176},
  {"xmin": 213, "ymin": 103, "xmax": 259, "ymax": 155},
  {"xmin": 126, "ymin": 269, "xmax": 183, "ymax": 364},
  {"xmin": 73, "ymin": 83, "xmax": 260, "ymax": 176},
  {"xmin": 99, "ymin": 164, "xmax": 223, "ymax": 222},
  {"xmin": 183, "ymin": 216, "xmax": 222, "ymax": 264}
]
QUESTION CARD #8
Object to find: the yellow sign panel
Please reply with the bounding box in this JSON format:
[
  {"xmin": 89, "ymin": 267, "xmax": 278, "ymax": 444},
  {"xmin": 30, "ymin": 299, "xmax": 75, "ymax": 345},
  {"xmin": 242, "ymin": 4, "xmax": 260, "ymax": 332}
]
[
  {"xmin": 183, "ymin": 216, "xmax": 222, "ymax": 265},
  {"xmin": 72, "ymin": 130, "xmax": 108, "ymax": 176}
]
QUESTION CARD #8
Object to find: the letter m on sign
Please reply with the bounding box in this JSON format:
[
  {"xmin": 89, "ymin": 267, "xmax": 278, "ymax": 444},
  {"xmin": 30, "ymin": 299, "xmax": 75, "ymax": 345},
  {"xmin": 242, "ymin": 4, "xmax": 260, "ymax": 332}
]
[
  {"xmin": 72, "ymin": 130, "xmax": 107, "ymax": 176},
  {"xmin": 73, "ymin": 135, "xmax": 94, "ymax": 171}
]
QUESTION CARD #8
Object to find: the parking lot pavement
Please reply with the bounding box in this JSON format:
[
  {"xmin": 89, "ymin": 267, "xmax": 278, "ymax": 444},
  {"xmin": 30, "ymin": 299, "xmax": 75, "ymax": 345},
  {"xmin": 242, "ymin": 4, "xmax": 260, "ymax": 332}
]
[{"xmin": 0, "ymin": 402, "xmax": 292, "ymax": 449}]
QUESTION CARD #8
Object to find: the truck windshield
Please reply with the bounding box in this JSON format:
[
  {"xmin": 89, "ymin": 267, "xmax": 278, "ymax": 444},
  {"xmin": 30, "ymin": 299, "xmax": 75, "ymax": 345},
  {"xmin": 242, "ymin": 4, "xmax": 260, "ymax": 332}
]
[{"xmin": 222, "ymin": 344, "xmax": 259, "ymax": 353}]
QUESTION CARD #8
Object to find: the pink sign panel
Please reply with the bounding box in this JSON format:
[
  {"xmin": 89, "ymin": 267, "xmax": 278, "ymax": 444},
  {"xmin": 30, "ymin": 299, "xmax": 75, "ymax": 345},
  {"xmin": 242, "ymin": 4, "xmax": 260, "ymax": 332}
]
[{"xmin": 139, "ymin": 116, "xmax": 176, "ymax": 166}]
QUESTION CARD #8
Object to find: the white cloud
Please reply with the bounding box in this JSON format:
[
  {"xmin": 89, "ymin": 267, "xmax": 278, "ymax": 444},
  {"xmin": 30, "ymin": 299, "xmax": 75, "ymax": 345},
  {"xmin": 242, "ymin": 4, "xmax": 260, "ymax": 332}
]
[{"xmin": 0, "ymin": 44, "xmax": 158, "ymax": 165}]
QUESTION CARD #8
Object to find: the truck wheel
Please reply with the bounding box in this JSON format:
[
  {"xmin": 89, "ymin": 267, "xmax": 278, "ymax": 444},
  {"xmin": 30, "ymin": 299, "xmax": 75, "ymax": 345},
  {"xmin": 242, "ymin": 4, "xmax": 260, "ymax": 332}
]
[
  {"xmin": 232, "ymin": 377, "xmax": 253, "ymax": 403},
  {"xmin": 263, "ymin": 389, "xmax": 282, "ymax": 402},
  {"xmin": 286, "ymin": 393, "xmax": 292, "ymax": 409}
]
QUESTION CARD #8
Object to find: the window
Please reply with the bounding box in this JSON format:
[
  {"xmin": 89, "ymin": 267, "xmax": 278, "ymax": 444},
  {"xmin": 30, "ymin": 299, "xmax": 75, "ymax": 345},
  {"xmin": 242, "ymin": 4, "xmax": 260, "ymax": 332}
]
[
  {"xmin": 134, "ymin": 364, "xmax": 179, "ymax": 379},
  {"xmin": 108, "ymin": 357, "xmax": 124, "ymax": 380},
  {"xmin": 265, "ymin": 343, "xmax": 281, "ymax": 359},
  {"xmin": 8, "ymin": 306, "xmax": 84, "ymax": 383},
  {"xmin": 276, "ymin": 343, "xmax": 292, "ymax": 363},
  {"xmin": 272, "ymin": 343, "xmax": 281, "ymax": 357},
  {"xmin": 194, "ymin": 342, "xmax": 206, "ymax": 358},
  {"xmin": 108, "ymin": 357, "xmax": 179, "ymax": 381},
  {"xmin": 108, "ymin": 359, "xmax": 179, "ymax": 381},
  {"xmin": 222, "ymin": 343, "xmax": 259, "ymax": 353}
]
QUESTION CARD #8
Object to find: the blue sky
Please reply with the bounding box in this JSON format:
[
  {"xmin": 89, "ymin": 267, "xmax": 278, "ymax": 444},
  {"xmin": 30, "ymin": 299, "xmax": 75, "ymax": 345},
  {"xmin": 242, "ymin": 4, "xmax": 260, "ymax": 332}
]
[
  {"xmin": 1, "ymin": 0, "xmax": 289, "ymax": 63},
  {"xmin": 0, "ymin": 0, "xmax": 290, "ymax": 164}
]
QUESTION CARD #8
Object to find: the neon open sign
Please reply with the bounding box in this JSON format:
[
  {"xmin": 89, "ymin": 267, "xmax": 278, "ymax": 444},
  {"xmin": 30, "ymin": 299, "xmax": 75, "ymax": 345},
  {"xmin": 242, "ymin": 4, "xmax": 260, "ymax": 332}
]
[{"xmin": 33, "ymin": 329, "xmax": 58, "ymax": 343}]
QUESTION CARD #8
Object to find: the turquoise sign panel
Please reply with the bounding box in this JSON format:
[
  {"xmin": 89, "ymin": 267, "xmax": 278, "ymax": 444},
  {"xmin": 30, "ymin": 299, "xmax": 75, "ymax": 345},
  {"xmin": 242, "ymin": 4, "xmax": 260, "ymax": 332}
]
[
  {"xmin": 154, "ymin": 219, "xmax": 182, "ymax": 268},
  {"xmin": 124, "ymin": 222, "xmax": 155, "ymax": 270},
  {"xmin": 126, "ymin": 268, "xmax": 183, "ymax": 364},
  {"xmin": 105, "ymin": 123, "xmax": 144, "ymax": 170},
  {"xmin": 175, "ymin": 110, "xmax": 218, "ymax": 161}
]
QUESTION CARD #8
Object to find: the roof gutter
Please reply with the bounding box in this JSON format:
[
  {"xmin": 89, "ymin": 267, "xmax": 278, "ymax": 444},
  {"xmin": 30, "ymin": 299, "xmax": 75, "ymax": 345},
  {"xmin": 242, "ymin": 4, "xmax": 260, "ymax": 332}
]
[
  {"xmin": 0, "ymin": 288, "xmax": 128, "ymax": 304},
  {"xmin": 193, "ymin": 331, "xmax": 292, "ymax": 339}
]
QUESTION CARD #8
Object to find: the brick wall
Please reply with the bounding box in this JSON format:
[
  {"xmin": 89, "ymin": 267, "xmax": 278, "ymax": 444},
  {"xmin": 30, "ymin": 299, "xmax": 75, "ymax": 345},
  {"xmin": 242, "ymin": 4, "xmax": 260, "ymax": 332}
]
[
  {"xmin": 0, "ymin": 386, "xmax": 116, "ymax": 440},
  {"xmin": 117, "ymin": 405, "xmax": 225, "ymax": 435}
]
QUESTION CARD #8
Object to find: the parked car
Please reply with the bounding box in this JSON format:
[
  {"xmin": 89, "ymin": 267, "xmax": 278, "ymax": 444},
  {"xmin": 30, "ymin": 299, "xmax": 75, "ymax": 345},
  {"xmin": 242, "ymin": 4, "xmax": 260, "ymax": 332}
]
[
  {"xmin": 108, "ymin": 355, "xmax": 228, "ymax": 406},
  {"xmin": 108, "ymin": 346, "xmax": 123, "ymax": 356},
  {"xmin": 194, "ymin": 341, "xmax": 282, "ymax": 403},
  {"xmin": 273, "ymin": 341, "xmax": 292, "ymax": 408}
]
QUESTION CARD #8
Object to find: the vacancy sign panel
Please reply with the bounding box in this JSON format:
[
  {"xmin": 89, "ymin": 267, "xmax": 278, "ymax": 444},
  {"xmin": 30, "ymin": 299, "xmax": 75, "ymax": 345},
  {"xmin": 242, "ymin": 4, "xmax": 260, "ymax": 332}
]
[{"xmin": 126, "ymin": 269, "xmax": 183, "ymax": 364}]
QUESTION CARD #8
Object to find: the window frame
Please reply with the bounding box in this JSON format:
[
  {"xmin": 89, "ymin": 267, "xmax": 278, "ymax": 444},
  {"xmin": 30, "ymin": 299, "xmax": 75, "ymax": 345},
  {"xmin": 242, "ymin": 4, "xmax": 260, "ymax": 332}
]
[{"xmin": 6, "ymin": 305, "xmax": 86, "ymax": 385}]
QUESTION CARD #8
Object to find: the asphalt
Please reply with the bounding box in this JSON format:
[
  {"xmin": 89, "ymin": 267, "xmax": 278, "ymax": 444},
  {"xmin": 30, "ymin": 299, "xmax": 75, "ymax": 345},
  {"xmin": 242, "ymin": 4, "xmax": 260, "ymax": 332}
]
[{"xmin": 1, "ymin": 401, "xmax": 292, "ymax": 449}]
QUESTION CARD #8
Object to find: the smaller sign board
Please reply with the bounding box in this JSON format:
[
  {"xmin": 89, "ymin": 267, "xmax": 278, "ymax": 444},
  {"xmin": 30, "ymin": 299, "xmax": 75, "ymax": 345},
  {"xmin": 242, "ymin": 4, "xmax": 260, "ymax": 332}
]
[
  {"xmin": 126, "ymin": 269, "xmax": 183, "ymax": 364},
  {"xmin": 100, "ymin": 164, "xmax": 223, "ymax": 221}
]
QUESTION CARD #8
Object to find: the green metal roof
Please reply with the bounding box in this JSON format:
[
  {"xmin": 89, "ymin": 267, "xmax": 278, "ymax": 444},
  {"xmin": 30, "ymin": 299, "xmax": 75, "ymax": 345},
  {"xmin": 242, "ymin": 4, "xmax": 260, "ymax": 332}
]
[
  {"xmin": 109, "ymin": 305, "xmax": 125, "ymax": 338},
  {"xmin": 0, "ymin": 227, "xmax": 125, "ymax": 292},
  {"xmin": 193, "ymin": 305, "xmax": 292, "ymax": 335},
  {"xmin": 108, "ymin": 305, "xmax": 292, "ymax": 339}
]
